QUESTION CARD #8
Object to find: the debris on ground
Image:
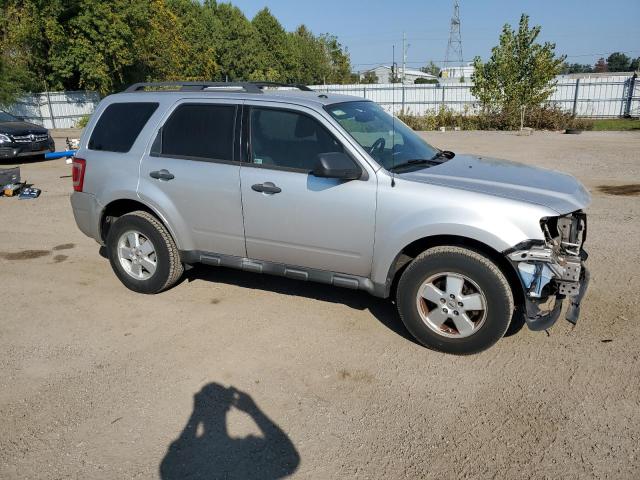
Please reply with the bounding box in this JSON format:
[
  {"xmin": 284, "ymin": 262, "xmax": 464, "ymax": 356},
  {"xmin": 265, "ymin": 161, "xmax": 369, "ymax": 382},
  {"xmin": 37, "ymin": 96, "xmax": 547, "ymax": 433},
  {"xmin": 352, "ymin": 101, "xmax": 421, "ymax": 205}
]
[
  {"xmin": 18, "ymin": 187, "xmax": 41, "ymax": 199},
  {"xmin": 1, "ymin": 168, "xmax": 41, "ymax": 199},
  {"xmin": 0, "ymin": 166, "xmax": 20, "ymax": 185}
]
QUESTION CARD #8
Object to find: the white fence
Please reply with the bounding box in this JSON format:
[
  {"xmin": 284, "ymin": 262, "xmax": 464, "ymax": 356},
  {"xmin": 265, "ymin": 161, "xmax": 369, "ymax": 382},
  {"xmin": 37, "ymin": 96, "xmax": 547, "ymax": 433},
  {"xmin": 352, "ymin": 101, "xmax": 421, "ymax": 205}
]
[
  {"xmin": 310, "ymin": 74, "xmax": 640, "ymax": 118},
  {"xmin": 7, "ymin": 90, "xmax": 101, "ymax": 129},
  {"xmin": 5, "ymin": 74, "xmax": 638, "ymax": 129}
]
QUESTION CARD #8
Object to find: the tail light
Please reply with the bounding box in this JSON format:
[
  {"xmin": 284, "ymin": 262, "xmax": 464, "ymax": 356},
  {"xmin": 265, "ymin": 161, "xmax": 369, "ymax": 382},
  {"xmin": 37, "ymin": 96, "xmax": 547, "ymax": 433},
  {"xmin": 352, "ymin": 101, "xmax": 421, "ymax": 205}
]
[{"xmin": 72, "ymin": 157, "xmax": 86, "ymax": 192}]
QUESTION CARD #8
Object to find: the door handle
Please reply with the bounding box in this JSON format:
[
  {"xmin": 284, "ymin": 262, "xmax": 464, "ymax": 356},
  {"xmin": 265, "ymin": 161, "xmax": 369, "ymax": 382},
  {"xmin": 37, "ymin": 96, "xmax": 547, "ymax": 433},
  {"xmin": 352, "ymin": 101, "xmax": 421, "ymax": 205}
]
[
  {"xmin": 251, "ymin": 182, "xmax": 281, "ymax": 194},
  {"xmin": 150, "ymin": 169, "xmax": 174, "ymax": 181}
]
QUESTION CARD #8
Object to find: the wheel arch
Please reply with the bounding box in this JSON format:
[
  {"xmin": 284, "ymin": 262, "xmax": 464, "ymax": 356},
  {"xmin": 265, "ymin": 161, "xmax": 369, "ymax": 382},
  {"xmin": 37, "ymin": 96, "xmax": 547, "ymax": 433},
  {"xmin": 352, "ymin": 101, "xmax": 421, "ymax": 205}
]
[
  {"xmin": 100, "ymin": 198, "xmax": 181, "ymax": 250},
  {"xmin": 383, "ymin": 234, "xmax": 524, "ymax": 309}
]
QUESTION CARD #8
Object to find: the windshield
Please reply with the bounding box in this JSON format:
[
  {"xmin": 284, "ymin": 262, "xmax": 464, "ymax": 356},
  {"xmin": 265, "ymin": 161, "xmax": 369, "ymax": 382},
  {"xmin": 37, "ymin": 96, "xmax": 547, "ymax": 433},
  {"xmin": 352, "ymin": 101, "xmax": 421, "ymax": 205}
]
[
  {"xmin": 0, "ymin": 111, "xmax": 18, "ymax": 122},
  {"xmin": 326, "ymin": 101, "xmax": 439, "ymax": 170}
]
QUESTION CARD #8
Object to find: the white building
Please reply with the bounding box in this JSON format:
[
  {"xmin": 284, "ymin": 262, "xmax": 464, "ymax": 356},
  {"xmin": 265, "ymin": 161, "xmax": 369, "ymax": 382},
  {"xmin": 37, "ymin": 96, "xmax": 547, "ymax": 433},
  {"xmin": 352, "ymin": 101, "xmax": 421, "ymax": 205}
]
[
  {"xmin": 359, "ymin": 65, "xmax": 438, "ymax": 85},
  {"xmin": 440, "ymin": 64, "xmax": 475, "ymax": 80}
]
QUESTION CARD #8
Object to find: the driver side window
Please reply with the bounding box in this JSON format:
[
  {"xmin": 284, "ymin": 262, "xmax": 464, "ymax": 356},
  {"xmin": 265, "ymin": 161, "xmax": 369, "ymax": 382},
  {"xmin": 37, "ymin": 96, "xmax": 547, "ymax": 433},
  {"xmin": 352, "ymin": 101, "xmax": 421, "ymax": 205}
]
[{"xmin": 249, "ymin": 108, "xmax": 344, "ymax": 172}]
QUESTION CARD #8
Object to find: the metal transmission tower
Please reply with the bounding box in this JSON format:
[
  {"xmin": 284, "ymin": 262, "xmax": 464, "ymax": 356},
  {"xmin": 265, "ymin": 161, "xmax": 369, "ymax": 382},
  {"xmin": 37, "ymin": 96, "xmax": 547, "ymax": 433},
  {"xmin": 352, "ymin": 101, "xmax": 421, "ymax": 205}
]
[{"xmin": 444, "ymin": 0, "xmax": 463, "ymax": 76}]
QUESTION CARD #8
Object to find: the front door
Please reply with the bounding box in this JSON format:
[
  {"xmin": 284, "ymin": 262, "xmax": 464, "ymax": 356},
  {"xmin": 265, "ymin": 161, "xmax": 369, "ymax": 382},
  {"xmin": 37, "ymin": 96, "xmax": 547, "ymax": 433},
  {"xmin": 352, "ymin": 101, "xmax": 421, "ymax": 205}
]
[
  {"xmin": 139, "ymin": 100, "xmax": 246, "ymax": 256},
  {"xmin": 239, "ymin": 104, "xmax": 376, "ymax": 277}
]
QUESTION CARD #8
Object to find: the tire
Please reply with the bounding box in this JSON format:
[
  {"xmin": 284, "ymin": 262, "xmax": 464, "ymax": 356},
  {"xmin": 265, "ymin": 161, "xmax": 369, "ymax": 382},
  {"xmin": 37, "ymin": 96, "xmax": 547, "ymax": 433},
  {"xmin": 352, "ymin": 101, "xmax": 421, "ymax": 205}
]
[
  {"xmin": 106, "ymin": 210, "xmax": 183, "ymax": 294},
  {"xmin": 396, "ymin": 246, "xmax": 513, "ymax": 355}
]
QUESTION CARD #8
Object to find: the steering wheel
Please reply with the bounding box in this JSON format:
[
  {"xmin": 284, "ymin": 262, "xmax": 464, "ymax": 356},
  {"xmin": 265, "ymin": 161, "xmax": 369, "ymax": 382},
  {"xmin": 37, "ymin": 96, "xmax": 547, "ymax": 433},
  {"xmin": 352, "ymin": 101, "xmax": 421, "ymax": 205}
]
[
  {"xmin": 368, "ymin": 137, "xmax": 386, "ymax": 155},
  {"xmin": 391, "ymin": 143, "xmax": 405, "ymax": 156}
]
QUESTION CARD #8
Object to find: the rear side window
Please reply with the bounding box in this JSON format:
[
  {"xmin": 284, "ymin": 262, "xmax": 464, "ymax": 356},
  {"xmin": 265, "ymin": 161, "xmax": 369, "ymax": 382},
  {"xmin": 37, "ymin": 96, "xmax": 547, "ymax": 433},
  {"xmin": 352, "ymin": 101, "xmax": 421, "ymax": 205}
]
[
  {"xmin": 158, "ymin": 104, "xmax": 236, "ymax": 162},
  {"xmin": 88, "ymin": 102, "xmax": 158, "ymax": 152}
]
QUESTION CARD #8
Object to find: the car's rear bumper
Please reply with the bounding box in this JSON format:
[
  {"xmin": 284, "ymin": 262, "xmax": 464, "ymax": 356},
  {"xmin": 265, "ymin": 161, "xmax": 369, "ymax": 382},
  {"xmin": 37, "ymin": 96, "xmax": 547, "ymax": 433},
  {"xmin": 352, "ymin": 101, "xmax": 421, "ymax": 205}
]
[{"xmin": 70, "ymin": 191, "xmax": 103, "ymax": 243}]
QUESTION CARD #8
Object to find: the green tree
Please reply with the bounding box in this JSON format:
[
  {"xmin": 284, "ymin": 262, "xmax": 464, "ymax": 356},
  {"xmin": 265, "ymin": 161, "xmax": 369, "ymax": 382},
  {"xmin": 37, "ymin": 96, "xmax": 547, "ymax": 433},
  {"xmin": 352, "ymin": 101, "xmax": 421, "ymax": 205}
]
[
  {"xmin": 48, "ymin": 0, "xmax": 148, "ymax": 94},
  {"xmin": 0, "ymin": 0, "xmax": 353, "ymax": 95},
  {"xmin": 606, "ymin": 52, "xmax": 631, "ymax": 72},
  {"xmin": 561, "ymin": 63, "xmax": 593, "ymax": 74},
  {"xmin": 166, "ymin": 0, "xmax": 220, "ymax": 80},
  {"xmin": 361, "ymin": 71, "xmax": 378, "ymax": 84},
  {"xmin": 252, "ymin": 7, "xmax": 292, "ymax": 82},
  {"xmin": 471, "ymin": 14, "xmax": 565, "ymax": 125},
  {"xmin": 631, "ymin": 57, "xmax": 640, "ymax": 71},
  {"xmin": 319, "ymin": 34, "xmax": 352, "ymax": 84},
  {"xmin": 0, "ymin": 0, "xmax": 48, "ymax": 92},
  {"xmin": 420, "ymin": 61, "xmax": 440, "ymax": 77},
  {"xmin": 214, "ymin": 3, "xmax": 266, "ymax": 81},
  {"xmin": 0, "ymin": 0, "xmax": 39, "ymax": 104},
  {"xmin": 0, "ymin": 56, "xmax": 26, "ymax": 106},
  {"xmin": 594, "ymin": 57, "xmax": 608, "ymax": 73},
  {"xmin": 288, "ymin": 25, "xmax": 329, "ymax": 84}
]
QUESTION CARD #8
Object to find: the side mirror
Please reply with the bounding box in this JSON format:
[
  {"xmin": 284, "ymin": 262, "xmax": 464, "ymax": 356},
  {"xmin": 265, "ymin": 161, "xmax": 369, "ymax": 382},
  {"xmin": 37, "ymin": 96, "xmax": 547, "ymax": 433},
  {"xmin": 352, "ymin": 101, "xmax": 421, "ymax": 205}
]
[
  {"xmin": 442, "ymin": 150, "xmax": 455, "ymax": 159},
  {"xmin": 312, "ymin": 152, "xmax": 361, "ymax": 180}
]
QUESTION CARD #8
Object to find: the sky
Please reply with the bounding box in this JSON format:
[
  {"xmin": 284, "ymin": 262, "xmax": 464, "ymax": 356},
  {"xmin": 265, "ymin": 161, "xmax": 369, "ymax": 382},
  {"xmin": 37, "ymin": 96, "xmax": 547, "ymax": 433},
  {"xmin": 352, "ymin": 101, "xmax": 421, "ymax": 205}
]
[{"xmin": 231, "ymin": 0, "xmax": 640, "ymax": 71}]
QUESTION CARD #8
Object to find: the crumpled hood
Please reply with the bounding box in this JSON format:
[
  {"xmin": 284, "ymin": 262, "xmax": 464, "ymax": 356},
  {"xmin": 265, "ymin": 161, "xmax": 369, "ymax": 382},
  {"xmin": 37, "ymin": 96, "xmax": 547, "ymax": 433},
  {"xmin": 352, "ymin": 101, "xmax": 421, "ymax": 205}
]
[
  {"xmin": 398, "ymin": 154, "xmax": 591, "ymax": 214},
  {"xmin": 0, "ymin": 121, "xmax": 48, "ymax": 136}
]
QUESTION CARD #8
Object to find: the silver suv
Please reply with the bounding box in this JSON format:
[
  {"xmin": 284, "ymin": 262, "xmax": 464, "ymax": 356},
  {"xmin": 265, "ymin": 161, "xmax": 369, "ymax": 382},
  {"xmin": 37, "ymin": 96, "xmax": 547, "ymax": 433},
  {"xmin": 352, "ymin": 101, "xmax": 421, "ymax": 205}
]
[{"xmin": 71, "ymin": 82, "xmax": 590, "ymax": 354}]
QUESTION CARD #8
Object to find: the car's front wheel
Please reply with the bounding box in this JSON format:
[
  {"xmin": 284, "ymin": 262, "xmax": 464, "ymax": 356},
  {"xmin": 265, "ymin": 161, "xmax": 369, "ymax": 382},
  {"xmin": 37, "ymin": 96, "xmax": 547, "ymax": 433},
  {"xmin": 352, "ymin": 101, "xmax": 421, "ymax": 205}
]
[
  {"xmin": 107, "ymin": 210, "xmax": 183, "ymax": 294},
  {"xmin": 396, "ymin": 246, "xmax": 513, "ymax": 355}
]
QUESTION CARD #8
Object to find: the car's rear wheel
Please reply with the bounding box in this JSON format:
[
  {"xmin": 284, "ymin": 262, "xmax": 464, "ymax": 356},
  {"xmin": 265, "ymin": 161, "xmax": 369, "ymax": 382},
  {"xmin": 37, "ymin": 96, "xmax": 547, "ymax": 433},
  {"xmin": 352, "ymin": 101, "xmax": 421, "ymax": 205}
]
[
  {"xmin": 107, "ymin": 210, "xmax": 183, "ymax": 294},
  {"xmin": 397, "ymin": 246, "xmax": 513, "ymax": 355}
]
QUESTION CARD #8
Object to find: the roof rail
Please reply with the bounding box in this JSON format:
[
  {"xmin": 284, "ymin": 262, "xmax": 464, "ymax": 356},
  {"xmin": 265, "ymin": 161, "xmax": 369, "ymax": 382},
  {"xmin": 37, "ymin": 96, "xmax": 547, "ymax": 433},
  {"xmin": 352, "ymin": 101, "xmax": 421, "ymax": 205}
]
[
  {"xmin": 124, "ymin": 81, "xmax": 263, "ymax": 93},
  {"xmin": 123, "ymin": 81, "xmax": 312, "ymax": 93},
  {"xmin": 251, "ymin": 82, "xmax": 313, "ymax": 91}
]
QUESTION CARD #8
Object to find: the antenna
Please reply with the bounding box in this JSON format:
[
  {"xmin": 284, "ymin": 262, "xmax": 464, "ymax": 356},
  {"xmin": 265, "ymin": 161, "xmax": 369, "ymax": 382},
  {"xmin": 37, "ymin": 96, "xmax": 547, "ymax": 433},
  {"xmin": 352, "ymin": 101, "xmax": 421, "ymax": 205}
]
[
  {"xmin": 444, "ymin": 0, "xmax": 463, "ymax": 77},
  {"xmin": 391, "ymin": 45, "xmax": 396, "ymax": 187}
]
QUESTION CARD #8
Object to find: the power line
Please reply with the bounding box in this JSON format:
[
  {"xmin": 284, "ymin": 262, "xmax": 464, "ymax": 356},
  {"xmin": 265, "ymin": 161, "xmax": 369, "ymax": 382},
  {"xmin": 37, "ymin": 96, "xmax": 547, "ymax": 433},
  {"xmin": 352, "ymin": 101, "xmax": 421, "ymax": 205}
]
[
  {"xmin": 564, "ymin": 50, "xmax": 640, "ymax": 58},
  {"xmin": 338, "ymin": 29, "xmax": 640, "ymax": 43},
  {"xmin": 351, "ymin": 50, "xmax": 640, "ymax": 68}
]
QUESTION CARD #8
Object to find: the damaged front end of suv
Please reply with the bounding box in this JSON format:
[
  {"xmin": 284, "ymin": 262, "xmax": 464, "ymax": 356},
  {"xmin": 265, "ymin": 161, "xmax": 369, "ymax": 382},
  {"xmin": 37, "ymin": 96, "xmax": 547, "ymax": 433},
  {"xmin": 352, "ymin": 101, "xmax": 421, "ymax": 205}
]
[{"xmin": 507, "ymin": 211, "xmax": 589, "ymax": 331}]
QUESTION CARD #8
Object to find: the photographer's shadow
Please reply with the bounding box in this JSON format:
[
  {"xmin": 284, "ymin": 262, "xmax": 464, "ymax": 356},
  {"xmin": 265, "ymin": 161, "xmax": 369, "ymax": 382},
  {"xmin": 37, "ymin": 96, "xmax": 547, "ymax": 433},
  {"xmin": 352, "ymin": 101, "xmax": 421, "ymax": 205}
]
[{"xmin": 160, "ymin": 383, "xmax": 300, "ymax": 480}]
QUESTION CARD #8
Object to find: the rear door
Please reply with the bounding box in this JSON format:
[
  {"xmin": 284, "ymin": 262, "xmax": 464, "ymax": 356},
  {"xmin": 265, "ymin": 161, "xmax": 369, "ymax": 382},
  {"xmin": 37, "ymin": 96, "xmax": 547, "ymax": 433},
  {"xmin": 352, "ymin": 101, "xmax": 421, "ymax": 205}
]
[
  {"xmin": 138, "ymin": 99, "xmax": 246, "ymax": 256},
  {"xmin": 239, "ymin": 103, "xmax": 377, "ymax": 277}
]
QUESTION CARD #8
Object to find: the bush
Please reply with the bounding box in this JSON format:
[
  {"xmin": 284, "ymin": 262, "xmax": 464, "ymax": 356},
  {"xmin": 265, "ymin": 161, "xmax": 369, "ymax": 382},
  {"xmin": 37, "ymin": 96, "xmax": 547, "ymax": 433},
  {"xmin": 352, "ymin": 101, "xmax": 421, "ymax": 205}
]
[
  {"xmin": 75, "ymin": 114, "xmax": 90, "ymax": 129},
  {"xmin": 525, "ymin": 106, "xmax": 593, "ymax": 131},
  {"xmin": 398, "ymin": 105, "xmax": 593, "ymax": 132},
  {"xmin": 414, "ymin": 78, "xmax": 438, "ymax": 85}
]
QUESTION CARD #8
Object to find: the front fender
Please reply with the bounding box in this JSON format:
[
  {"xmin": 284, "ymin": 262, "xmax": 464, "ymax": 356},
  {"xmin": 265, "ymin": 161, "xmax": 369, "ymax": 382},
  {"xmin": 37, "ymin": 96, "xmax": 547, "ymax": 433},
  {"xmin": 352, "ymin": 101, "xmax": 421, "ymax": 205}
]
[{"xmin": 370, "ymin": 181, "xmax": 557, "ymax": 291}]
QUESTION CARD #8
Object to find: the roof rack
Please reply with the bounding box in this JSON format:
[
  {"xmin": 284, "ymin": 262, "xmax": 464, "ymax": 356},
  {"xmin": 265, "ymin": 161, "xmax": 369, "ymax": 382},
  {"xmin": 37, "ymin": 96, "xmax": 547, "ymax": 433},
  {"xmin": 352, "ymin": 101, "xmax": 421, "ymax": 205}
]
[
  {"xmin": 251, "ymin": 82, "xmax": 313, "ymax": 91},
  {"xmin": 123, "ymin": 81, "xmax": 312, "ymax": 93}
]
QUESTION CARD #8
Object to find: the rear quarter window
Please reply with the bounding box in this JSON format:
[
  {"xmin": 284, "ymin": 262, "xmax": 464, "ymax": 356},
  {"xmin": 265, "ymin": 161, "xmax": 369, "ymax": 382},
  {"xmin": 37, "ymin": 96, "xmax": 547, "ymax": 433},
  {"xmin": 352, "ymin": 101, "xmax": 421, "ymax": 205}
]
[{"xmin": 88, "ymin": 102, "xmax": 158, "ymax": 152}]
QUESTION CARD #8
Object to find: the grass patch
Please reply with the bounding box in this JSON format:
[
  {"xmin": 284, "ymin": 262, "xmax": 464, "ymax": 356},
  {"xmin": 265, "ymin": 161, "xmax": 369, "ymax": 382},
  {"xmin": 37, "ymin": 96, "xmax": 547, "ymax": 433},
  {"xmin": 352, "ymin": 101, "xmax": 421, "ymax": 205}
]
[{"xmin": 591, "ymin": 119, "xmax": 640, "ymax": 131}]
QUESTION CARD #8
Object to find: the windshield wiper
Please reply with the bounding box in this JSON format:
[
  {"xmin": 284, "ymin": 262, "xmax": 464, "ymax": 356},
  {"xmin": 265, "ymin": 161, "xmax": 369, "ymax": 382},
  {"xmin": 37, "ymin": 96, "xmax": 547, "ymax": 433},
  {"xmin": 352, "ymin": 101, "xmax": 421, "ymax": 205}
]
[
  {"xmin": 432, "ymin": 150, "xmax": 455, "ymax": 160},
  {"xmin": 389, "ymin": 158, "xmax": 440, "ymax": 172}
]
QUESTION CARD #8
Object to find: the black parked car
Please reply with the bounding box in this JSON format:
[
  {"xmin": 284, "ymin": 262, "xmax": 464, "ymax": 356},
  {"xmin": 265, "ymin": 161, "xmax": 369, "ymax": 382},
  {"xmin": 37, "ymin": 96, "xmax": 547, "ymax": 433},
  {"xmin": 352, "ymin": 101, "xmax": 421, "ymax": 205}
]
[{"xmin": 0, "ymin": 111, "xmax": 55, "ymax": 160}]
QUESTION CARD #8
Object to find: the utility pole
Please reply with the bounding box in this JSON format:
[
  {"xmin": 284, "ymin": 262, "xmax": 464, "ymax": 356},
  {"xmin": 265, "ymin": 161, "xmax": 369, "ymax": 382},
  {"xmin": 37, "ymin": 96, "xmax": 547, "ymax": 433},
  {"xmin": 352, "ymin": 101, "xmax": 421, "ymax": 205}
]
[
  {"xmin": 402, "ymin": 32, "xmax": 406, "ymax": 85},
  {"xmin": 392, "ymin": 44, "xmax": 397, "ymax": 83},
  {"xmin": 445, "ymin": 0, "xmax": 463, "ymax": 77}
]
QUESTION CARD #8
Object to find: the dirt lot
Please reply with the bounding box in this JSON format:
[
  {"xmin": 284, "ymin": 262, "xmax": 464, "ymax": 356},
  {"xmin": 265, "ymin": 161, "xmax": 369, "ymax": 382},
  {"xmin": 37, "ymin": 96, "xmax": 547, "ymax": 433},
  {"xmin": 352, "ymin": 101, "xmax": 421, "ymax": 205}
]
[{"xmin": 1, "ymin": 130, "xmax": 639, "ymax": 479}]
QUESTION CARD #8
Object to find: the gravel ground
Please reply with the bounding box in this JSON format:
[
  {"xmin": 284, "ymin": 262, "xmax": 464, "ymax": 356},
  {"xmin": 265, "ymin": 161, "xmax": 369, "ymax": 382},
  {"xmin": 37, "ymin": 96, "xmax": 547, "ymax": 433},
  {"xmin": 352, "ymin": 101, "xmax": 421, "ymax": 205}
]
[{"xmin": 1, "ymin": 130, "xmax": 639, "ymax": 479}]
